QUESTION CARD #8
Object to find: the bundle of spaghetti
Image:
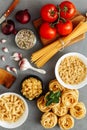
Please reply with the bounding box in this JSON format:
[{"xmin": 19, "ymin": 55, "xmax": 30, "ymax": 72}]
[{"xmin": 31, "ymin": 21, "xmax": 87, "ymax": 68}]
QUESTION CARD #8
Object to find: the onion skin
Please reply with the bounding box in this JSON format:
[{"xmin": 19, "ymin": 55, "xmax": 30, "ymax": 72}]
[
  {"xmin": 15, "ymin": 9, "xmax": 31, "ymax": 24},
  {"xmin": 1, "ymin": 20, "xmax": 15, "ymax": 35}
]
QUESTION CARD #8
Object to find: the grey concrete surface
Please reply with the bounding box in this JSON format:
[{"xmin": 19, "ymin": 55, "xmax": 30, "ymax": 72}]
[{"xmin": 0, "ymin": 0, "xmax": 87, "ymax": 130}]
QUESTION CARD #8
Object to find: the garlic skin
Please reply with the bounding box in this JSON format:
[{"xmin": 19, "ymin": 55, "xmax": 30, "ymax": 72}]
[
  {"xmin": 19, "ymin": 58, "xmax": 29, "ymax": 71},
  {"xmin": 1, "ymin": 55, "xmax": 6, "ymax": 61},
  {"xmin": 2, "ymin": 47, "xmax": 9, "ymax": 53},
  {"xmin": 11, "ymin": 52, "xmax": 22, "ymax": 61}
]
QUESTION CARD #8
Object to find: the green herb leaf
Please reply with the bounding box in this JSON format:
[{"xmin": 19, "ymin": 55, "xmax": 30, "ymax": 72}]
[{"xmin": 45, "ymin": 91, "xmax": 61, "ymax": 106}]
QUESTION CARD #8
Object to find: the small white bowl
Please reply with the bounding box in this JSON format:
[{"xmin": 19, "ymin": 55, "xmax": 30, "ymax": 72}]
[
  {"xmin": 55, "ymin": 52, "xmax": 87, "ymax": 89},
  {"xmin": 0, "ymin": 92, "xmax": 29, "ymax": 129}
]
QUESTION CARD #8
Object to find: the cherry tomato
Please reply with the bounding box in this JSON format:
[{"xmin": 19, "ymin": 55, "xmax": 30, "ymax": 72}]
[
  {"xmin": 56, "ymin": 20, "xmax": 73, "ymax": 36},
  {"xmin": 39, "ymin": 22, "xmax": 57, "ymax": 39},
  {"xmin": 59, "ymin": 1, "xmax": 76, "ymax": 19},
  {"xmin": 40, "ymin": 4, "xmax": 58, "ymax": 22}
]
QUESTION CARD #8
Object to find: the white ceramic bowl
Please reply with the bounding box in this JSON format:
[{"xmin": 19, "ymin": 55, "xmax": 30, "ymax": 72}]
[
  {"xmin": 0, "ymin": 92, "xmax": 29, "ymax": 129},
  {"xmin": 55, "ymin": 52, "xmax": 87, "ymax": 89}
]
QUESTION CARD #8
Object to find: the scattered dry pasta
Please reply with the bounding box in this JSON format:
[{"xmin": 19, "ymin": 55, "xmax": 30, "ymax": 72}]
[
  {"xmin": 0, "ymin": 94, "xmax": 25, "ymax": 122},
  {"xmin": 41, "ymin": 112, "xmax": 57, "ymax": 128},
  {"xmin": 37, "ymin": 96, "xmax": 51, "ymax": 112},
  {"xmin": 70, "ymin": 102, "xmax": 86, "ymax": 119},
  {"xmin": 21, "ymin": 77, "xmax": 42, "ymax": 100},
  {"xmin": 58, "ymin": 114, "xmax": 74, "ymax": 130},
  {"xmin": 58, "ymin": 56, "xmax": 87, "ymax": 85}
]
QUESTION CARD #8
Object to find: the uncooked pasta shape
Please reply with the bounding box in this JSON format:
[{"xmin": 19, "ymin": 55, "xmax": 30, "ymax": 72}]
[
  {"xmin": 58, "ymin": 114, "xmax": 74, "ymax": 130},
  {"xmin": 49, "ymin": 79, "xmax": 65, "ymax": 92},
  {"xmin": 52, "ymin": 102, "xmax": 68, "ymax": 117},
  {"xmin": 70, "ymin": 102, "xmax": 86, "ymax": 119},
  {"xmin": 41, "ymin": 112, "xmax": 57, "ymax": 128},
  {"xmin": 37, "ymin": 96, "xmax": 51, "ymax": 112},
  {"xmin": 62, "ymin": 89, "xmax": 79, "ymax": 108}
]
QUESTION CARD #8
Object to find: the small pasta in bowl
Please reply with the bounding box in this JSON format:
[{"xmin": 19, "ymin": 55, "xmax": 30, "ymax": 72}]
[
  {"xmin": 0, "ymin": 92, "xmax": 29, "ymax": 129},
  {"xmin": 21, "ymin": 75, "xmax": 43, "ymax": 100},
  {"xmin": 55, "ymin": 52, "xmax": 87, "ymax": 89}
]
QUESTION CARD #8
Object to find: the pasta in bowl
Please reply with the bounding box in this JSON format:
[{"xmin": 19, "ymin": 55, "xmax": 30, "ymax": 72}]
[
  {"xmin": 55, "ymin": 52, "xmax": 87, "ymax": 89},
  {"xmin": 0, "ymin": 92, "xmax": 29, "ymax": 129}
]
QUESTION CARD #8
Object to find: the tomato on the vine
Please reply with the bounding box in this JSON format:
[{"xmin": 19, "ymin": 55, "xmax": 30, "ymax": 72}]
[
  {"xmin": 59, "ymin": 1, "xmax": 76, "ymax": 19},
  {"xmin": 56, "ymin": 20, "xmax": 73, "ymax": 36},
  {"xmin": 39, "ymin": 22, "xmax": 57, "ymax": 39},
  {"xmin": 40, "ymin": 4, "xmax": 58, "ymax": 22}
]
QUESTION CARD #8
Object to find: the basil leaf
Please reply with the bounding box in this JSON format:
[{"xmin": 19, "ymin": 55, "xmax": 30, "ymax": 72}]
[
  {"xmin": 46, "ymin": 99, "xmax": 53, "ymax": 106},
  {"xmin": 45, "ymin": 91, "xmax": 61, "ymax": 106}
]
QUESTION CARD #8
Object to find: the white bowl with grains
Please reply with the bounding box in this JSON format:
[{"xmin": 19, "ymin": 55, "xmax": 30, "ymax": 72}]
[
  {"xmin": 15, "ymin": 29, "xmax": 36, "ymax": 50},
  {"xmin": 0, "ymin": 92, "xmax": 29, "ymax": 129},
  {"xmin": 55, "ymin": 52, "xmax": 87, "ymax": 89}
]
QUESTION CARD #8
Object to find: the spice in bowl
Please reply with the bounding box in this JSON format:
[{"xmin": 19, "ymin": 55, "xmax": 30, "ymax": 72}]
[
  {"xmin": 55, "ymin": 52, "xmax": 87, "ymax": 89},
  {"xmin": 15, "ymin": 29, "xmax": 36, "ymax": 50}
]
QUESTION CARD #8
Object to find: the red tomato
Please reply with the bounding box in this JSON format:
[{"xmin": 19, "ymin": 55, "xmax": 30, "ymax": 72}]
[
  {"xmin": 40, "ymin": 4, "xmax": 58, "ymax": 22},
  {"xmin": 56, "ymin": 20, "xmax": 73, "ymax": 36},
  {"xmin": 39, "ymin": 22, "xmax": 57, "ymax": 39},
  {"xmin": 59, "ymin": 1, "xmax": 76, "ymax": 19}
]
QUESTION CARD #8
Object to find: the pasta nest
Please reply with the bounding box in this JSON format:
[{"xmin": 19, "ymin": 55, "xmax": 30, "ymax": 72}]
[
  {"xmin": 52, "ymin": 102, "xmax": 68, "ymax": 117},
  {"xmin": 61, "ymin": 89, "xmax": 79, "ymax": 108},
  {"xmin": 49, "ymin": 79, "xmax": 66, "ymax": 92},
  {"xmin": 70, "ymin": 102, "xmax": 86, "ymax": 119},
  {"xmin": 41, "ymin": 112, "xmax": 57, "ymax": 128},
  {"xmin": 58, "ymin": 114, "xmax": 74, "ymax": 130},
  {"xmin": 37, "ymin": 96, "xmax": 51, "ymax": 112}
]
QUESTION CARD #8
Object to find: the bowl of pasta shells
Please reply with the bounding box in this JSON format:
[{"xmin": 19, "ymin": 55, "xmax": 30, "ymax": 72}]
[
  {"xmin": 55, "ymin": 52, "xmax": 87, "ymax": 89},
  {"xmin": 0, "ymin": 92, "xmax": 29, "ymax": 129}
]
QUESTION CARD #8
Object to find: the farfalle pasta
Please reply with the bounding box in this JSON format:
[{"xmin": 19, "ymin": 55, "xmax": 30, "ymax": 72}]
[
  {"xmin": 37, "ymin": 96, "xmax": 51, "ymax": 112},
  {"xmin": 70, "ymin": 102, "xmax": 86, "ymax": 119},
  {"xmin": 41, "ymin": 112, "xmax": 57, "ymax": 128},
  {"xmin": 62, "ymin": 89, "xmax": 79, "ymax": 108},
  {"xmin": 58, "ymin": 114, "xmax": 74, "ymax": 130}
]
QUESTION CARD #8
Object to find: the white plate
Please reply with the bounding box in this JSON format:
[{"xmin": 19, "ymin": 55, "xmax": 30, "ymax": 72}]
[
  {"xmin": 55, "ymin": 52, "xmax": 87, "ymax": 89},
  {"xmin": 0, "ymin": 92, "xmax": 29, "ymax": 129}
]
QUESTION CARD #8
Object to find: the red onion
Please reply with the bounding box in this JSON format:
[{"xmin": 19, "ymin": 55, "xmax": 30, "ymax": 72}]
[
  {"xmin": 15, "ymin": 9, "xmax": 31, "ymax": 24},
  {"xmin": 1, "ymin": 20, "xmax": 16, "ymax": 35}
]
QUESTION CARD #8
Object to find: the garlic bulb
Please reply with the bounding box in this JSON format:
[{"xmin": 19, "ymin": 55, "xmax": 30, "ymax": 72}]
[
  {"xmin": 19, "ymin": 58, "xmax": 29, "ymax": 71},
  {"xmin": 11, "ymin": 52, "xmax": 22, "ymax": 61}
]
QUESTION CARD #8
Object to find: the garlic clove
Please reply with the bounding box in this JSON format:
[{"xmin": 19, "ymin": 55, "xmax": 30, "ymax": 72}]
[
  {"xmin": 1, "ymin": 55, "xmax": 6, "ymax": 61},
  {"xmin": 6, "ymin": 65, "xmax": 11, "ymax": 72},
  {"xmin": 11, "ymin": 52, "xmax": 22, "ymax": 61},
  {"xmin": 0, "ymin": 39, "xmax": 6, "ymax": 44},
  {"xmin": 19, "ymin": 58, "xmax": 29, "ymax": 71},
  {"xmin": 11, "ymin": 67, "xmax": 17, "ymax": 75},
  {"xmin": 2, "ymin": 47, "xmax": 9, "ymax": 53}
]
